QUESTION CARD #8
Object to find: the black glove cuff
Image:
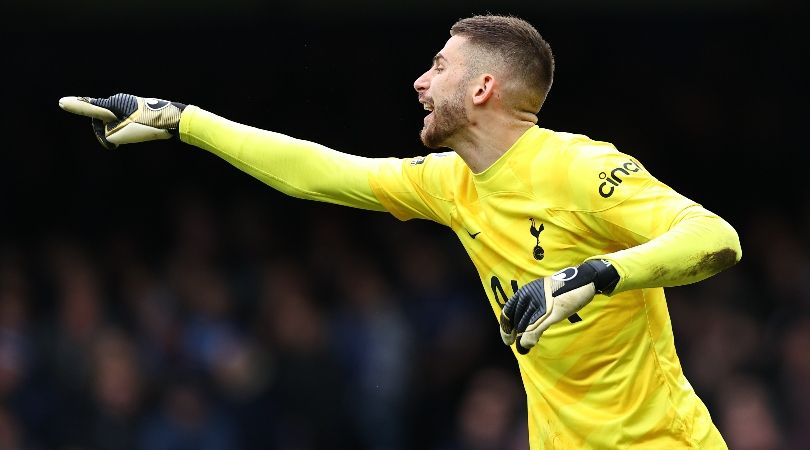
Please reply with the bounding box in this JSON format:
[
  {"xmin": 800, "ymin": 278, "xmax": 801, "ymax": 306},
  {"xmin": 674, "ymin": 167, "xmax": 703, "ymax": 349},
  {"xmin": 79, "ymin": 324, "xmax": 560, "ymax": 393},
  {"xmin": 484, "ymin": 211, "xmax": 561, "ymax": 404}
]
[
  {"xmin": 168, "ymin": 102, "xmax": 187, "ymax": 138},
  {"xmin": 582, "ymin": 259, "xmax": 620, "ymax": 295}
]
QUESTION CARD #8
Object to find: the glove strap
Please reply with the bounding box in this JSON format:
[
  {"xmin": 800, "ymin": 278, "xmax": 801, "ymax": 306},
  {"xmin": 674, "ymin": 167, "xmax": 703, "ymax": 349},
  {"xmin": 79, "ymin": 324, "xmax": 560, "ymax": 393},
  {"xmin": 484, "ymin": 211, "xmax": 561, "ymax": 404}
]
[
  {"xmin": 582, "ymin": 259, "xmax": 620, "ymax": 295},
  {"xmin": 167, "ymin": 102, "xmax": 187, "ymax": 138}
]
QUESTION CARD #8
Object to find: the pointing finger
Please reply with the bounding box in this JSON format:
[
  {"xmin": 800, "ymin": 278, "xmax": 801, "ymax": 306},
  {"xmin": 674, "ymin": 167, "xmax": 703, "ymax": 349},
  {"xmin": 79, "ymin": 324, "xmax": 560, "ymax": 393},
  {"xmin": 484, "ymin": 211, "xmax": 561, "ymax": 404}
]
[{"xmin": 59, "ymin": 96, "xmax": 118, "ymax": 121}]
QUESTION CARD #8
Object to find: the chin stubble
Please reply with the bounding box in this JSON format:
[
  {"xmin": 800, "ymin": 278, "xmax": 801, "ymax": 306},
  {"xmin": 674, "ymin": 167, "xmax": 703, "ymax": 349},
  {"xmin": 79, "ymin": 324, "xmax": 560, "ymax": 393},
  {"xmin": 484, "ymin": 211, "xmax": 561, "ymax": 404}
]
[{"xmin": 420, "ymin": 89, "xmax": 468, "ymax": 149}]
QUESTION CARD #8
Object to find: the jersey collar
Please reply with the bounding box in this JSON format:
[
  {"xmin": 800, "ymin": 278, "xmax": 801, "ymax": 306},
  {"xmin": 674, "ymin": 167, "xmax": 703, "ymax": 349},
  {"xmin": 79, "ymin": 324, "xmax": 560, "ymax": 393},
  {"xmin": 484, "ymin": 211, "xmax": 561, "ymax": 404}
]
[{"xmin": 472, "ymin": 125, "xmax": 548, "ymax": 186}]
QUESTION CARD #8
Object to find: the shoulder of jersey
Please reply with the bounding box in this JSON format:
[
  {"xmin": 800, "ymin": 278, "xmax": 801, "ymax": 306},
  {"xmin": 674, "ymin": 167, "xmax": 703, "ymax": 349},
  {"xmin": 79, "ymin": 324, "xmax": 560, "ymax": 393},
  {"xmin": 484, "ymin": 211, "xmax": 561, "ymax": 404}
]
[
  {"xmin": 537, "ymin": 130, "xmax": 650, "ymax": 210},
  {"xmin": 538, "ymin": 129, "xmax": 615, "ymax": 157}
]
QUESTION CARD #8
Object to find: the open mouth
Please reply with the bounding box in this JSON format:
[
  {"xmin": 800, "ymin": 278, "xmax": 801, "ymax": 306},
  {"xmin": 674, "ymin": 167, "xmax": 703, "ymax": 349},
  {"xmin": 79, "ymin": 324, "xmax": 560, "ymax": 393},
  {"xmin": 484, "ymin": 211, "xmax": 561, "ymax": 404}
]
[
  {"xmin": 420, "ymin": 98, "xmax": 434, "ymax": 114},
  {"xmin": 421, "ymin": 101, "xmax": 434, "ymax": 123}
]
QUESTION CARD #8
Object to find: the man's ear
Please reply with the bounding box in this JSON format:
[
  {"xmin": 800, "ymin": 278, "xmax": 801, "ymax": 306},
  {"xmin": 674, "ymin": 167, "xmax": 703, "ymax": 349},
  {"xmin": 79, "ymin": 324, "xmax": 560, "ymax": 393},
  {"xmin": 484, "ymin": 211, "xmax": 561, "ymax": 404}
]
[{"xmin": 471, "ymin": 74, "xmax": 496, "ymax": 106}]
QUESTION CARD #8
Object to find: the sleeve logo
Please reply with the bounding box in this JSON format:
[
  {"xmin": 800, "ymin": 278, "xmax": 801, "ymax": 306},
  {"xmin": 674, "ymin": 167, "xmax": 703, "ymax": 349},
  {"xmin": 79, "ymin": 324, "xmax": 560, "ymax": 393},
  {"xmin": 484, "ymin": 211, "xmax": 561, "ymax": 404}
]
[{"xmin": 598, "ymin": 159, "xmax": 643, "ymax": 198}]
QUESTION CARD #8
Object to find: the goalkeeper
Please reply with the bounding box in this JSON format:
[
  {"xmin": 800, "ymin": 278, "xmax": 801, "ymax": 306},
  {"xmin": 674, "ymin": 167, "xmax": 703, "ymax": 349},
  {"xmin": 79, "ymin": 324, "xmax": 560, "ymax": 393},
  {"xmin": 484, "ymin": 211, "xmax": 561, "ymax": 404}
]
[{"xmin": 60, "ymin": 15, "xmax": 740, "ymax": 449}]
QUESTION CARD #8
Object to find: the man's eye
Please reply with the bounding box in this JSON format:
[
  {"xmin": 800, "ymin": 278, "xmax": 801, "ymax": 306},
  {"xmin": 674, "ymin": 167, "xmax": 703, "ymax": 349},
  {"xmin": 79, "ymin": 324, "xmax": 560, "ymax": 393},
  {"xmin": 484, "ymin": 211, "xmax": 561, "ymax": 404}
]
[{"xmin": 434, "ymin": 66, "xmax": 444, "ymax": 73}]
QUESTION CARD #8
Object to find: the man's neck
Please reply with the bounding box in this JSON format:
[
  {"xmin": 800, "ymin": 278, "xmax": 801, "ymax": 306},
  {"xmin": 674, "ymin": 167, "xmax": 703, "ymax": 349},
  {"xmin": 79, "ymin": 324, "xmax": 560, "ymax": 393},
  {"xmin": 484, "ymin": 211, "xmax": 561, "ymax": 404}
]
[{"xmin": 452, "ymin": 119, "xmax": 535, "ymax": 174}]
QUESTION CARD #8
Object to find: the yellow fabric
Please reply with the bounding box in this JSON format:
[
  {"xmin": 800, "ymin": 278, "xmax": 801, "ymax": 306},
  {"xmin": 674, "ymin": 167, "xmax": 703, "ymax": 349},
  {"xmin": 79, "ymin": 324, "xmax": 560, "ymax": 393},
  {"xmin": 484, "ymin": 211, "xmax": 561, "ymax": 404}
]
[
  {"xmin": 368, "ymin": 126, "xmax": 738, "ymax": 449},
  {"xmin": 180, "ymin": 106, "xmax": 388, "ymax": 211},
  {"xmin": 180, "ymin": 108, "xmax": 739, "ymax": 448}
]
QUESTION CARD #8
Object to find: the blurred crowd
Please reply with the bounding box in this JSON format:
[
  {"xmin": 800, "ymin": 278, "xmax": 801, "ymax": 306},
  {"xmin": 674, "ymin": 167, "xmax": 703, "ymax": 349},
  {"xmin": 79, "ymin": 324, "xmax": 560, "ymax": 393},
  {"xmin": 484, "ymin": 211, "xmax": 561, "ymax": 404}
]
[
  {"xmin": 1, "ymin": 184, "xmax": 808, "ymax": 450},
  {"xmin": 0, "ymin": 189, "xmax": 530, "ymax": 450}
]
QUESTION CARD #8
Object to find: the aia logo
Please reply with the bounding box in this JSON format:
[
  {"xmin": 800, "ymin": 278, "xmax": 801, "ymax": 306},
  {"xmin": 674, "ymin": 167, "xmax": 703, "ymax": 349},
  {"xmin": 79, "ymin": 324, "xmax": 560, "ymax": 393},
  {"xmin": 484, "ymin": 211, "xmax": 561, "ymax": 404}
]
[
  {"xmin": 529, "ymin": 218, "xmax": 544, "ymax": 261},
  {"xmin": 598, "ymin": 159, "xmax": 643, "ymax": 198}
]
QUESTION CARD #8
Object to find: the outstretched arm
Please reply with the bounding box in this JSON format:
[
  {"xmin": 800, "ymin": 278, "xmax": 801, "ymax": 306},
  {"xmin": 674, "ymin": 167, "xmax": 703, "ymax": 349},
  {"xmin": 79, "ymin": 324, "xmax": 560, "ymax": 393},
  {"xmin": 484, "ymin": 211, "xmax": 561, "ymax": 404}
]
[
  {"xmin": 179, "ymin": 106, "xmax": 387, "ymax": 211},
  {"xmin": 60, "ymin": 94, "xmax": 388, "ymax": 211}
]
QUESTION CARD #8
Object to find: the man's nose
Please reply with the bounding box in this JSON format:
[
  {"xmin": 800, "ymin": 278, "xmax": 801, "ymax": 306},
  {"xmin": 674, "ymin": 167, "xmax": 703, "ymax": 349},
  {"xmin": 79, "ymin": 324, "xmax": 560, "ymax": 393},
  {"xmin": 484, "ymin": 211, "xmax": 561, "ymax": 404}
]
[{"xmin": 413, "ymin": 70, "xmax": 431, "ymax": 93}]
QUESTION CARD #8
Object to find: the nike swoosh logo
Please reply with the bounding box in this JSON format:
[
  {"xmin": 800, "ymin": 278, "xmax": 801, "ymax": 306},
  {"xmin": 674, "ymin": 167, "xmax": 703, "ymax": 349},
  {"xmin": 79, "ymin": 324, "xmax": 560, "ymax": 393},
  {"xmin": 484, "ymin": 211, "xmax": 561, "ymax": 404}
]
[{"xmin": 467, "ymin": 231, "xmax": 481, "ymax": 239}]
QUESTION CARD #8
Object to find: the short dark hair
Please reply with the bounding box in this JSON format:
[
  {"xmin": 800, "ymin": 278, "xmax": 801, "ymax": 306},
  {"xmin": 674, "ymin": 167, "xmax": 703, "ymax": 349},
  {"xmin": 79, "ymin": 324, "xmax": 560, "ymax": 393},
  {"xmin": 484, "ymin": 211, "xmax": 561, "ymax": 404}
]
[{"xmin": 450, "ymin": 15, "xmax": 555, "ymax": 113}]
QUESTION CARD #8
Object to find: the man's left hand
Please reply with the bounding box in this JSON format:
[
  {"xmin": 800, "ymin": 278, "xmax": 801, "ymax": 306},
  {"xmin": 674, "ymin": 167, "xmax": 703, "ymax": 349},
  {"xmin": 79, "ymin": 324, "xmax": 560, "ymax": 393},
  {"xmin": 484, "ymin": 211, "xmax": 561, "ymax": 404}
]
[{"xmin": 500, "ymin": 259, "xmax": 620, "ymax": 354}]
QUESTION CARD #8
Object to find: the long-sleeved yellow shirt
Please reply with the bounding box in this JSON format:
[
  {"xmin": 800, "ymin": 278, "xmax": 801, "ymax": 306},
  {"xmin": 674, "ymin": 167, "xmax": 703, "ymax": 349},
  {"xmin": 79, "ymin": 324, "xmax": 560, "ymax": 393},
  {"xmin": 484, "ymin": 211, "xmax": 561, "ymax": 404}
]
[{"xmin": 180, "ymin": 105, "xmax": 740, "ymax": 449}]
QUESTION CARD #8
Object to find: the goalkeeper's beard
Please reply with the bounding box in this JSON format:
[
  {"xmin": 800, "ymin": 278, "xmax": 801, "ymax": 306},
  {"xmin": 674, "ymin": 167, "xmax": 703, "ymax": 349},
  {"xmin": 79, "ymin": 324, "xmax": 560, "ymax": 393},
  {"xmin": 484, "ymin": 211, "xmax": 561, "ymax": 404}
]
[{"xmin": 420, "ymin": 87, "xmax": 469, "ymax": 149}]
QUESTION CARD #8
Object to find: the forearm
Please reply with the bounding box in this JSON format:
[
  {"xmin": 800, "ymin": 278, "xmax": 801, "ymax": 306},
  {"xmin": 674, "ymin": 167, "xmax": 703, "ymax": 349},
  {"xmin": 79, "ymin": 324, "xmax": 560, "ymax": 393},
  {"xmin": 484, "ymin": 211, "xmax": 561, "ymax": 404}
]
[
  {"xmin": 592, "ymin": 206, "xmax": 742, "ymax": 294},
  {"xmin": 179, "ymin": 105, "xmax": 387, "ymax": 211}
]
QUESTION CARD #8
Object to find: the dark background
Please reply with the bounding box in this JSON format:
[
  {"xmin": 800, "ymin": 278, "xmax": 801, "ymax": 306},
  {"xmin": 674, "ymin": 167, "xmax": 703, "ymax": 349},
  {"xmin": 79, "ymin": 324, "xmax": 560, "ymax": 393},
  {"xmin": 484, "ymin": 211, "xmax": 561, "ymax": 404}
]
[{"xmin": 1, "ymin": 1, "xmax": 809, "ymax": 449}]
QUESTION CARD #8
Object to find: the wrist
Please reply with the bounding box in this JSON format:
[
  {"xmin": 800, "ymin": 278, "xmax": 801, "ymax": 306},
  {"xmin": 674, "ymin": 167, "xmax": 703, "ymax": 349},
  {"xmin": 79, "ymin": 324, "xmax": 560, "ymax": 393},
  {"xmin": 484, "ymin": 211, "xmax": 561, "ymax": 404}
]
[
  {"xmin": 581, "ymin": 259, "xmax": 620, "ymax": 295},
  {"xmin": 168, "ymin": 102, "xmax": 187, "ymax": 138}
]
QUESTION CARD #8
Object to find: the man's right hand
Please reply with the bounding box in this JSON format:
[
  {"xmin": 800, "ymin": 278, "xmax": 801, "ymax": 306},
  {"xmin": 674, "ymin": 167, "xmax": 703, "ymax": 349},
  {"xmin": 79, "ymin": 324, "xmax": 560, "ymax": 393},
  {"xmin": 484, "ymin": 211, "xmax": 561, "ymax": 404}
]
[{"xmin": 59, "ymin": 94, "xmax": 186, "ymax": 149}]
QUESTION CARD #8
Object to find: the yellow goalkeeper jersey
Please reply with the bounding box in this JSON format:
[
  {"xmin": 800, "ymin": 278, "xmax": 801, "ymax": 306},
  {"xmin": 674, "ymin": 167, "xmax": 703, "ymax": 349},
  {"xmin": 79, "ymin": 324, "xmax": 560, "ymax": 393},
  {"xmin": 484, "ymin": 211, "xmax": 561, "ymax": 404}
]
[
  {"xmin": 180, "ymin": 107, "xmax": 735, "ymax": 449},
  {"xmin": 367, "ymin": 127, "xmax": 727, "ymax": 449}
]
